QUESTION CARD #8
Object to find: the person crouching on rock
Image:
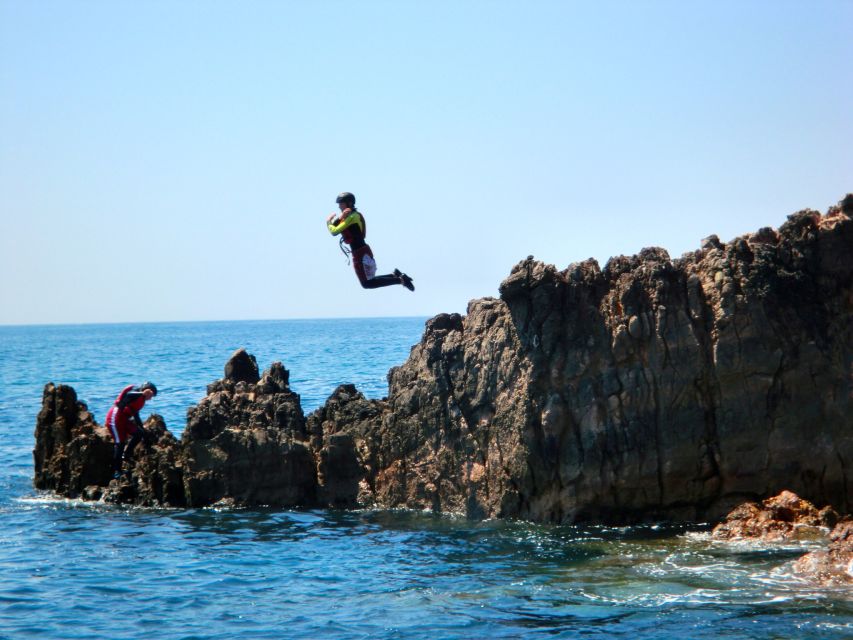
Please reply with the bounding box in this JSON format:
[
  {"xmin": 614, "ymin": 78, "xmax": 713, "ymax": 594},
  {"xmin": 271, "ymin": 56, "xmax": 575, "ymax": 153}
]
[
  {"xmin": 326, "ymin": 191, "xmax": 415, "ymax": 291},
  {"xmin": 105, "ymin": 382, "xmax": 157, "ymax": 480}
]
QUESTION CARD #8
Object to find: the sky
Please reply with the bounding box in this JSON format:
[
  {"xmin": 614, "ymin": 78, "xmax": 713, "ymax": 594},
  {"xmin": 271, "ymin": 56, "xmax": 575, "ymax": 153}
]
[{"xmin": 1, "ymin": 0, "xmax": 851, "ymax": 325}]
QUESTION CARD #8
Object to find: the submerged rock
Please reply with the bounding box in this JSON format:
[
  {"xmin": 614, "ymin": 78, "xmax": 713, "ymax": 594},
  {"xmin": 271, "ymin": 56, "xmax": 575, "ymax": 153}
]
[
  {"xmin": 711, "ymin": 490, "xmax": 838, "ymax": 542},
  {"xmin": 793, "ymin": 519, "xmax": 853, "ymax": 586},
  {"xmin": 33, "ymin": 197, "xmax": 853, "ymax": 524},
  {"xmin": 712, "ymin": 491, "xmax": 852, "ymax": 586}
]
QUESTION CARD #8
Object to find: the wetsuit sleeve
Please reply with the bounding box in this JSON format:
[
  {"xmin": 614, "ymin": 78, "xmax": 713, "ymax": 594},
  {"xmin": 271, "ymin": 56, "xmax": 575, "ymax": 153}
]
[
  {"xmin": 118, "ymin": 391, "xmax": 147, "ymax": 430},
  {"xmin": 327, "ymin": 212, "xmax": 363, "ymax": 236},
  {"xmin": 117, "ymin": 391, "xmax": 145, "ymax": 410}
]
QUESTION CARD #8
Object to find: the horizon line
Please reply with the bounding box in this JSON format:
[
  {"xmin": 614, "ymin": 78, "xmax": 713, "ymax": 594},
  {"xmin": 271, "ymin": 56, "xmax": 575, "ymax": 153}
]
[{"xmin": 0, "ymin": 314, "xmax": 433, "ymax": 330}]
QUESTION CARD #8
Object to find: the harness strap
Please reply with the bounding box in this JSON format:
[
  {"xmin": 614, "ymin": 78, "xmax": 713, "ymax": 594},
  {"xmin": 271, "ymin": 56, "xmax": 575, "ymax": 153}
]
[{"xmin": 339, "ymin": 236, "xmax": 351, "ymax": 265}]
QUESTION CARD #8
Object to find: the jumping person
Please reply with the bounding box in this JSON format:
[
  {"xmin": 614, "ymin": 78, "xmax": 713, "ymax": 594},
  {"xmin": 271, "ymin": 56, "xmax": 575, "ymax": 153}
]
[
  {"xmin": 105, "ymin": 382, "xmax": 157, "ymax": 479},
  {"xmin": 326, "ymin": 192, "xmax": 415, "ymax": 291}
]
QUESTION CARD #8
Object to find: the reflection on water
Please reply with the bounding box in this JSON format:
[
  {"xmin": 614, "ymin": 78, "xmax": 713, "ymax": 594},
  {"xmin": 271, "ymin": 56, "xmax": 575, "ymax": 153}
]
[{"xmin": 2, "ymin": 499, "xmax": 851, "ymax": 639}]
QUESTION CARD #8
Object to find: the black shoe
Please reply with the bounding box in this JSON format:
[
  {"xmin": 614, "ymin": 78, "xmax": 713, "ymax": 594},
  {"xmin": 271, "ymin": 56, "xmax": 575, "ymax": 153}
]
[
  {"xmin": 394, "ymin": 268, "xmax": 414, "ymax": 281},
  {"xmin": 400, "ymin": 273, "xmax": 415, "ymax": 292},
  {"xmin": 394, "ymin": 269, "xmax": 415, "ymax": 282}
]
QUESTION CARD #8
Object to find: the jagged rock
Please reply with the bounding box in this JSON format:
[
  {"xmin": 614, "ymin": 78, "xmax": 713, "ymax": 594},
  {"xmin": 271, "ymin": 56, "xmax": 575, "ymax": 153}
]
[
  {"xmin": 307, "ymin": 384, "xmax": 380, "ymax": 508},
  {"xmin": 33, "ymin": 383, "xmax": 181, "ymax": 505},
  {"xmin": 712, "ymin": 491, "xmax": 852, "ymax": 586},
  {"xmin": 223, "ymin": 347, "xmax": 260, "ymax": 385},
  {"xmin": 33, "ymin": 361, "xmax": 317, "ymax": 508},
  {"xmin": 793, "ymin": 519, "xmax": 853, "ymax": 586},
  {"xmin": 181, "ymin": 360, "xmax": 315, "ymax": 507},
  {"xmin": 33, "ymin": 198, "xmax": 853, "ymax": 525},
  {"xmin": 33, "ymin": 384, "xmax": 113, "ymax": 496},
  {"xmin": 329, "ymin": 201, "xmax": 853, "ymax": 523},
  {"xmin": 130, "ymin": 416, "xmax": 186, "ymax": 507},
  {"xmin": 711, "ymin": 491, "xmax": 838, "ymax": 542}
]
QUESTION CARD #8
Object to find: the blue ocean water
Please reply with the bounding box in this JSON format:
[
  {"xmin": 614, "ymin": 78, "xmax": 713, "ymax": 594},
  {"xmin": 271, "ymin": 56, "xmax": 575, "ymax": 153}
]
[{"xmin": 0, "ymin": 318, "xmax": 850, "ymax": 639}]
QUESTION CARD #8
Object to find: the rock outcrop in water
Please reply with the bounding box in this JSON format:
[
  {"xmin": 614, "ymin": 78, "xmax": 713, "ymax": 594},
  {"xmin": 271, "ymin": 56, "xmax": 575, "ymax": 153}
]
[
  {"xmin": 34, "ymin": 199, "xmax": 853, "ymax": 525},
  {"xmin": 793, "ymin": 519, "xmax": 853, "ymax": 586},
  {"xmin": 712, "ymin": 491, "xmax": 852, "ymax": 586},
  {"xmin": 33, "ymin": 349, "xmax": 324, "ymax": 508},
  {"xmin": 711, "ymin": 490, "xmax": 838, "ymax": 542},
  {"xmin": 320, "ymin": 201, "xmax": 853, "ymax": 523}
]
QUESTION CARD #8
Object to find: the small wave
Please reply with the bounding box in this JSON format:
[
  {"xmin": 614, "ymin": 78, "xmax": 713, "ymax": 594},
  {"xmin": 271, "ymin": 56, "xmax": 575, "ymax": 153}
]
[{"xmin": 14, "ymin": 492, "xmax": 179, "ymax": 513}]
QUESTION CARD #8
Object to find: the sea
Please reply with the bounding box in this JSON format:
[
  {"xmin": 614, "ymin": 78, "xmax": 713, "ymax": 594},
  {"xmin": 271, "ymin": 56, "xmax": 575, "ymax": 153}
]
[{"xmin": 0, "ymin": 318, "xmax": 850, "ymax": 639}]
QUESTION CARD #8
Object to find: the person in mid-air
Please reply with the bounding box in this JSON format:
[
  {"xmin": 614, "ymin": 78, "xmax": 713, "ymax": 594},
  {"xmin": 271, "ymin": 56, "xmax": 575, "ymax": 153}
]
[
  {"xmin": 326, "ymin": 192, "xmax": 415, "ymax": 291},
  {"xmin": 105, "ymin": 382, "xmax": 157, "ymax": 479}
]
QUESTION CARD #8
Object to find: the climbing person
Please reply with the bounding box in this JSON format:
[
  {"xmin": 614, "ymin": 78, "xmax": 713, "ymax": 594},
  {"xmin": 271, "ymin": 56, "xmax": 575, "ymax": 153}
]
[
  {"xmin": 105, "ymin": 382, "xmax": 157, "ymax": 480},
  {"xmin": 326, "ymin": 192, "xmax": 415, "ymax": 291}
]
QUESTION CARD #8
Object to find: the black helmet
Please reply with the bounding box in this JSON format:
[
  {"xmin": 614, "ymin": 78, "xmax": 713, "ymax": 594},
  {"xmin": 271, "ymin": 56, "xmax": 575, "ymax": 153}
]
[
  {"xmin": 140, "ymin": 381, "xmax": 158, "ymax": 397},
  {"xmin": 336, "ymin": 192, "xmax": 355, "ymax": 207}
]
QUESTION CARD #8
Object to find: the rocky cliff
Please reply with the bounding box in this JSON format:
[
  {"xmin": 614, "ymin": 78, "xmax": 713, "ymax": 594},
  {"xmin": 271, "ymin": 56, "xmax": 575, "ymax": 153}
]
[{"xmin": 33, "ymin": 199, "xmax": 853, "ymax": 524}]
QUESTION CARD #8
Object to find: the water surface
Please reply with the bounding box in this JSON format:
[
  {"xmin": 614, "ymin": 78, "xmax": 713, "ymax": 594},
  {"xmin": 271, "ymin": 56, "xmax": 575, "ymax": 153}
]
[{"xmin": 1, "ymin": 319, "xmax": 850, "ymax": 638}]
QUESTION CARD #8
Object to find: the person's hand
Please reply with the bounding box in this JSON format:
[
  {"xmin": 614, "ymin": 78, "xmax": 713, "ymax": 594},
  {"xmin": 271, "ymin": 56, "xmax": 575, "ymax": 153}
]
[{"xmin": 326, "ymin": 213, "xmax": 338, "ymax": 224}]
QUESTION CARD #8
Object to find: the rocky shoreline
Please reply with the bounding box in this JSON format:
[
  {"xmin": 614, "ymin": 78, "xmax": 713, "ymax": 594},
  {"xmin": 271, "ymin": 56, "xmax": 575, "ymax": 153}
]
[
  {"xmin": 33, "ymin": 199, "xmax": 852, "ymax": 584},
  {"xmin": 711, "ymin": 490, "xmax": 852, "ymax": 587}
]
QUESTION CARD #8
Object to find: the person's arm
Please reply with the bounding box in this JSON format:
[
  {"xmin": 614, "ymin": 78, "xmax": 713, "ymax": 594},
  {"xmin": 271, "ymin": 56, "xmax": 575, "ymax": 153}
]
[
  {"xmin": 119, "ymin": 391, "xmax": 151, "ymax": 442},
  {"xmin": 327, "ymin": 211, "xmax": 362, "ymax": 236},
  {"xmin": 131, "ymin": 408, "xmax": 154, "ymax": 445}
]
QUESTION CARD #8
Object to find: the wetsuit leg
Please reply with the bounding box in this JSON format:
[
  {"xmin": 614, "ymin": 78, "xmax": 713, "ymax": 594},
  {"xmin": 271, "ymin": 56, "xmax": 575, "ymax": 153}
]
[
  {"xmin": 124, "ymin": 430, "xmax": 142, "ymax": 463},
  {"xmin": 106, "ymin": 406, "xmax": 125, "ymax": 474},
  {"xmin": 112, "ymin": 442, "xmax": 126, "ymax": 474},
  {"xmin": 359, "ymin": 274, "xmax": 403, "ymax": 289},
  {"xmin": 353, "ymin": 245, "xmax": 403, "ymax": 289}
]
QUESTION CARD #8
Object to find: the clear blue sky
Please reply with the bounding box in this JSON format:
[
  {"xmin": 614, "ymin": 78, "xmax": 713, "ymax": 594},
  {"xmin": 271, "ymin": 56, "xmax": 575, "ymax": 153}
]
[{"xmin": 1, "ymin": 0, "xmax": 850, "ymax": 325}]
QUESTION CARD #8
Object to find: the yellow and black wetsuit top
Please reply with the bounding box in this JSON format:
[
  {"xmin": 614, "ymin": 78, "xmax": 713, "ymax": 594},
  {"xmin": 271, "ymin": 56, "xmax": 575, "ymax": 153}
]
[{"xmin": 328, "ymin": 209, "xmax": 367, "ymax": 250}]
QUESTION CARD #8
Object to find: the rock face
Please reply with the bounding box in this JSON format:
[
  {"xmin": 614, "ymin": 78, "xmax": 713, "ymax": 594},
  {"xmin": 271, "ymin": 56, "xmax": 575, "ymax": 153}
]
[
  {"xmin": 33, "ymin": 384, "xmax": 113, "ymax": 496},
  {"xmin": 33, "ymin": 200, "xmax": 853, "ymax": 524},
  {"xmin": 324, "ymin": 204, "xmax": 853, "ymax": 523},
  {"xmin": 181, "ymin": 360, "xmax": 316, "ymax": 507}
]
